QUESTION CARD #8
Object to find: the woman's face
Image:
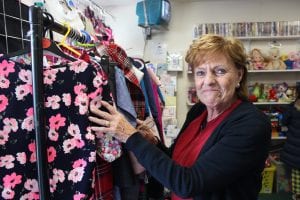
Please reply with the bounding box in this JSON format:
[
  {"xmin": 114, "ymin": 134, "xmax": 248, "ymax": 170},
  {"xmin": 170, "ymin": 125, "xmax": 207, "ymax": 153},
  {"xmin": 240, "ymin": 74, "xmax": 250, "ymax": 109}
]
[{"xmin": 194, "ymin": 53, "xmax": 243, "ymax": 110}]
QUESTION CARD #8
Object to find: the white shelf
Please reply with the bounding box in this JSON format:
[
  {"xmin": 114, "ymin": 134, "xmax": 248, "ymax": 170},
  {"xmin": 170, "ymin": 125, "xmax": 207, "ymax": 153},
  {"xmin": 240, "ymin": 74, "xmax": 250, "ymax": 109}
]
[
  {"xmin": 238, "ymin": 35, "xmax": 300, "ymax": 40},
  {"xmin": 249, "ymin": 69, "xmax": 300, "ymax": 73},
  {"xmin": 253, "ymin": 102, "xmax": 290, "ymax": 105},
  {"xmin": 271, "ymin": 136, "xmax": 287, "ymax": 140},
  {"xmin": 189, "ymin": 101, "xmax": 290, "ymax": 106}
]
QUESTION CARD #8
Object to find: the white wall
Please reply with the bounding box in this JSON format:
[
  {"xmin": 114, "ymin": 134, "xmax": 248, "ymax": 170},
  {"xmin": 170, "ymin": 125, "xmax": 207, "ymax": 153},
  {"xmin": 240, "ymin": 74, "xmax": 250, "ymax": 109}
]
[
  {"xmin": 105, "ymin": 0, "xmax": 300, "ymax": 127},
  {"xmin": 104, "ymin": 5, "xmax": 146, "ymax": 57}
]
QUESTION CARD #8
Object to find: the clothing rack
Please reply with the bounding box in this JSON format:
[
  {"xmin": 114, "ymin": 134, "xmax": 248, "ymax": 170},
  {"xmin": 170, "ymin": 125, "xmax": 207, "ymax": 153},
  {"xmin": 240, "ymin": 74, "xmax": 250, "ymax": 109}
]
[
  {"xmin": 0, "ymin": 0, "xmax": 96, "ymax": 54},
  {"xmin": 29, "ymin": 5, "xmax": 91, "ymax": 200},
  {"xmin": 43, "ymin": 12, "xmax": 89, "ymax": 43}
]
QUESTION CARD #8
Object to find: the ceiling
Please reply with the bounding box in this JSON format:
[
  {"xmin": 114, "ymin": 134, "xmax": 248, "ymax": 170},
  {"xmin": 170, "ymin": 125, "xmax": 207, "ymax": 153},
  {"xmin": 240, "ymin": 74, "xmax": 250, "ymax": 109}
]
[
  {"xmin": 97, "ymin": 0, "xmax": 252, "ymax": 7},
  {"xmin": 97, "ymin": 0, "xmax": 205, "ymax": 7},
  {"xmin": 96, "ymin": 0, "xmax": 136, "ymax": 7}
]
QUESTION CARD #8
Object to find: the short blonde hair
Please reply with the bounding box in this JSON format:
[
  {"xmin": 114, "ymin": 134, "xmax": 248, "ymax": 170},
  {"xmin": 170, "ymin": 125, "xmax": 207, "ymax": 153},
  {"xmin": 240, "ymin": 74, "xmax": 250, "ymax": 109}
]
[{"xmin": 185, "ymin": 34, "xmax": 248, "ymax": 100}]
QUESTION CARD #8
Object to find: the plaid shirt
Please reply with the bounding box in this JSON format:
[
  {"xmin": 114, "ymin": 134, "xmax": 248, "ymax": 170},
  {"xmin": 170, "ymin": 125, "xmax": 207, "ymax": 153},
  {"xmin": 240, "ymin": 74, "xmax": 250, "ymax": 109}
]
[
  {"xmin": 94, "ymin": 155, "xmax": 114, "ymax": 200},
  {"xmin": 107, "ymin": 43, "xmax": 146, "ymax": 120}
]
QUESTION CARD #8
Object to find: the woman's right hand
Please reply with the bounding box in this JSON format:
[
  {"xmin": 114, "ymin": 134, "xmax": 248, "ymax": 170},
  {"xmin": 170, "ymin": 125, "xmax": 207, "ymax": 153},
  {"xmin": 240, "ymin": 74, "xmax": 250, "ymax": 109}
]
[{"xmin": 89, "ymin": 100, "xmax": 137, "ymax": 143}]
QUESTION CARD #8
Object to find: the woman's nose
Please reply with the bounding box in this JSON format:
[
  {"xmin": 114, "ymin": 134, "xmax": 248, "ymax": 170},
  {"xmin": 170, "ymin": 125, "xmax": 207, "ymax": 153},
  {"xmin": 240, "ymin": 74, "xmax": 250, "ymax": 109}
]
[{"xmin": 203, "ymin": 72, "xmax": 216, "ymax": 85}]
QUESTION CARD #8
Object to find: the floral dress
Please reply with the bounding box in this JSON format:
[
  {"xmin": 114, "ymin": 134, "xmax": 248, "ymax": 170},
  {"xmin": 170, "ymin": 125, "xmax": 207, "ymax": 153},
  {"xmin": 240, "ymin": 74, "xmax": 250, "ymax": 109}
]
[{"xmin": 0, "ymin": 55, "xmax": 113, "ymax": 200}]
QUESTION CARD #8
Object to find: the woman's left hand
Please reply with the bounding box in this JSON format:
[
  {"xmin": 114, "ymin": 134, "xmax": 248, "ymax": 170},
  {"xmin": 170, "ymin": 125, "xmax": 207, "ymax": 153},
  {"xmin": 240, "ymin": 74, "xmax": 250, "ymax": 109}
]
[{"xmin": 88, "ymin": 100, "xmax": 137, "ymax": 143}]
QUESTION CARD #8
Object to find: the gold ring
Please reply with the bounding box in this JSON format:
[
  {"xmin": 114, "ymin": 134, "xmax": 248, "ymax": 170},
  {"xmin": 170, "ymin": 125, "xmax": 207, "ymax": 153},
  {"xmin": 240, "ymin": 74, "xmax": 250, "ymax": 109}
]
[{"xmin": 107, "ymin": 121, "xmax": 110, "ymax": 127}]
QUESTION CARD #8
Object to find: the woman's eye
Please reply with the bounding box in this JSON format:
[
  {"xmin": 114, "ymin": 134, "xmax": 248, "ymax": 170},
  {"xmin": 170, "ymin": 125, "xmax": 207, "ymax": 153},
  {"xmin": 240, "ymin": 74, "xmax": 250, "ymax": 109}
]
[
  {"xmin": 215, "ymin": 68, "xmax": 226, "ymax": 75},
  {"xmin": 195, "ymin": 70, "xmax": 205, "ymax": 77}
]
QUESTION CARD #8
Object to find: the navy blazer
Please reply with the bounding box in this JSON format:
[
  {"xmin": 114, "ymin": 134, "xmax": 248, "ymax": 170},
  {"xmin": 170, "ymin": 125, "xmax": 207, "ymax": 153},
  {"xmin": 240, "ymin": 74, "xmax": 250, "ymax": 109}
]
[
  {"xmin": 125, "ymin": 101, "xmax": 271, "ymax": 200},
  {"xmin": 281, "ymin": 102, "xmax": 300, "ymax": 169}
]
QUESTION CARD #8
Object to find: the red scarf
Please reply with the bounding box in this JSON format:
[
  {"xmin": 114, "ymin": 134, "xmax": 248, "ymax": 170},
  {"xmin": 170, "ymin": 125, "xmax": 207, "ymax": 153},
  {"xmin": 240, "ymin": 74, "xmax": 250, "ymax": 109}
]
[{"xmin": 172, "ymin": 100, "xmax": 241, "ymax": 200}]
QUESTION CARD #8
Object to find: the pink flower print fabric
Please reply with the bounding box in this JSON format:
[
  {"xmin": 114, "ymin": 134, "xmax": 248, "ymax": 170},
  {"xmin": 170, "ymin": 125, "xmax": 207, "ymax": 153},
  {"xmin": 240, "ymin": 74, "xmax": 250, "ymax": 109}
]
[
  {"xmin": 0, "ymin": 55, "xmax": 114, "ymax": 200},
  {"xmin": 0, "ymin": 94, "xmax": 8, "ymax": 112},
  {"xmin": 96, "ymin": 134, "xmax": 122, "ymax": 162},
  {"xmin": 0, "ymin": 59, "xmax": 15, "ymax": 76}
]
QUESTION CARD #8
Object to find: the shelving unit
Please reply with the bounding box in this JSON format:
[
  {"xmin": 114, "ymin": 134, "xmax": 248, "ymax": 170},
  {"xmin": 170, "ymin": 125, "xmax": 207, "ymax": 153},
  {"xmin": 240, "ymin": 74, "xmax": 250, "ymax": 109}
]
[
  {"xmin": 187, "ymin": 99, "xmax": 290, "ymax": 107},
  {"xmin": 248, "ymin": 66, "xmax": 300, "ymax": 141},
  {"xmin": 253, "ymin": 102, "xmax": 290, "ymax": 105},
  {"xmin": 249, "ymin": 69, "xmax": 300, "ymax": 73},
  {"xmin": 238, "ymin": 35, "xmax": 300, "ymax": 41}
]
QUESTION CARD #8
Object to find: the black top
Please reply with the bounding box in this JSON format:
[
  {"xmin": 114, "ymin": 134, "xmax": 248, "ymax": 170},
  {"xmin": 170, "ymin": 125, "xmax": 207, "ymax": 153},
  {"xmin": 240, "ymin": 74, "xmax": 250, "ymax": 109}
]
[
  {"xmin": 125, "ymin": 101, "xmax": 271, "ymax": 200},
  {"xmin": 281, "ymin": 102, "xmax": 300, "ymax": 169}
]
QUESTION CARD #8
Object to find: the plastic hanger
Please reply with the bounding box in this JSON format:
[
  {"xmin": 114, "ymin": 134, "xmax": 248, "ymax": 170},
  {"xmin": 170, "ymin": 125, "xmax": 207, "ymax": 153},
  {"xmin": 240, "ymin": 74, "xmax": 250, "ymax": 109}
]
[
  {"xmin": 132, "ymin": 58, "xmax": 145, "ymax": 70},
  {"xmin": 43, "ymin": 38, "xmax": 77, "ymax": 61},
  {"xmin": 58, "ymin": 23, "xmax": 82, "ymax": 57},
  {"xmin": 74, "ymin": 41, "xmax": 95, "ymax": 48}
]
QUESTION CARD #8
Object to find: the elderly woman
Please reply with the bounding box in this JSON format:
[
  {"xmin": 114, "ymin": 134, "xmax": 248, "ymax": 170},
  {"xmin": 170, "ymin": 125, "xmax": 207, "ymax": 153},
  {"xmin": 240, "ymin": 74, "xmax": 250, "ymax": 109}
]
[{"xmin": 89, "ymin": 34, "xmax": 271, "ymax": 200}]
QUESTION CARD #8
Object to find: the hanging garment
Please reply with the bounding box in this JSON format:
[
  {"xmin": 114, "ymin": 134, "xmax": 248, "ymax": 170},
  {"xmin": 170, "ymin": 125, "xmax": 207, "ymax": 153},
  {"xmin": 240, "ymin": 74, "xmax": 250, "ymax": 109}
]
[
  {"xmin": 149, "ymin": 78, "xmax": 165, "ymax": 144},
  {"xmin": 114, "ymin": 67, "xmax": 137, "ymax": 127},
  {"xmin": 94, "ymin": 155, "xmax": 114, "ymax": 200},
  {"xmin": 130, "ymin": 58, "xmax": 163, "ymax": 144},
  {"xmin": 0, "ymin": 55, "xmax": 113, "ymax": 200},
  {"xmin": 131, "ymin": 58, "xmax": 158, "ymax": 119},
  {"xmin": 112, "ymin": 66, "xmax": 141, "ymax": 199},
  {"xmin": 106, "ymin": 43, "xmax": 146, "ymax": 120}
]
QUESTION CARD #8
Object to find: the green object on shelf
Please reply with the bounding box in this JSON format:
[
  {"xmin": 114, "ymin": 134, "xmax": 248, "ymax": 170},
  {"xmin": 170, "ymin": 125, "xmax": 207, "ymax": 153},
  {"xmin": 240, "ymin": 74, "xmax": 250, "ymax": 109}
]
[
  {"xmin": 34, "ymin": 1, "xmax": 44, "ymax": 7},
  {"xmin": 252, "ymin": 83, "xmax": 262, "ymax": 99}
]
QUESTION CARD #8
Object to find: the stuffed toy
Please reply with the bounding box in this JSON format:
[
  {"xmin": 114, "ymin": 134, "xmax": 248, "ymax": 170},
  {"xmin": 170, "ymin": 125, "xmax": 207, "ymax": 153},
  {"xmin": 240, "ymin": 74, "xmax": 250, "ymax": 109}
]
[
  {"xmin": 268, "ymin": 86, "xmax": 278, "ymax": 102},
  {"xmin": 248, "ymin": 83, "xmax": 259, "ymax": 102},
  {"xmin": 286, "ymin": 87, "xmax": 295, "ymax": 101},
  {"xmin": 285, "ymin": 51, "xmax": 297, "ymax": 69},
  {"xmin": 282, "ymin": 53, "xmax": 293, "ymax": 69},
  {"xmin": 259, "ymin": 83, "xmax": 270, "ymax": 101},
  {"xmin": 276, "ymin": 82, "xmax": 289, "ymax": 102},
  {"xmin": 252, "ymin": 82, "xmax": 261, "ymax": 101},
  {"xmin": 267, "ymin": 47, "xmax": 287, "ymax": 70},
  {"xmin": 249, "ymin": 48, "xmax": 267, "ymax": 70},
  {"xmin": 292, "ymin": 51, "xmax": 300, "ymax": 69}
]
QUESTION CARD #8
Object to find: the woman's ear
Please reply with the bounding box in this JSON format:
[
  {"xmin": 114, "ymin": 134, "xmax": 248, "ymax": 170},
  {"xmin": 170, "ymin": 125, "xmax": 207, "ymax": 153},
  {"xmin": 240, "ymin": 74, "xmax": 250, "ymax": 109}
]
[{"xmin": 238, "ymin": 68, "xmax": 244, "ymax": 83}]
